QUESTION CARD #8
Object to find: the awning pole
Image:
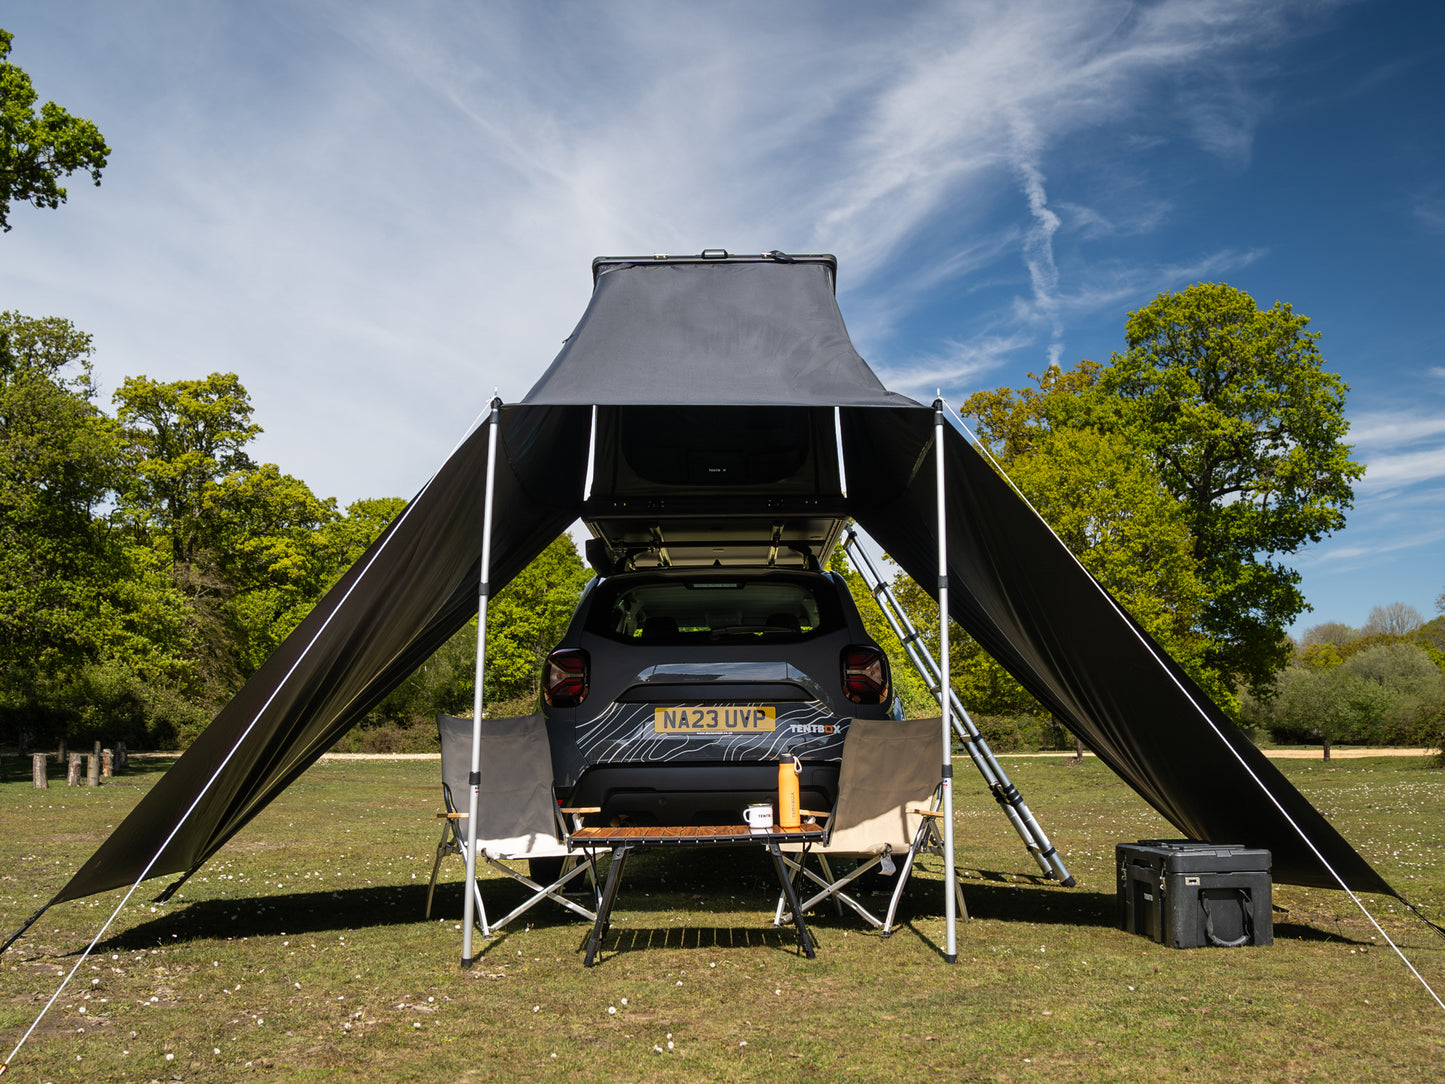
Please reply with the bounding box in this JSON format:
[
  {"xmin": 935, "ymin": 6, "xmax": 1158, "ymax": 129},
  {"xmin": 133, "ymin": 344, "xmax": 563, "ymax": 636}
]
[
  {"xmin": 462, "ymin": 396, "xmax": 502, "ymax": 967},
  {"xmin": 934, "ymin": 398, "xmax": 957, "ymax": 963}
]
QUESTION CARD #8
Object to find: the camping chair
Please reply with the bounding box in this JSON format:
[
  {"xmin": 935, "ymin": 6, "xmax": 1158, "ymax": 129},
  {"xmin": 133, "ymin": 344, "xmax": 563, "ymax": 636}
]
[
  {"xmin": 774, "ymin": 716, "xmax": 967, "ymax": 934},
  {"xmin": 428, "ymin": 713, "xmax": 598, "ymax": 937}
]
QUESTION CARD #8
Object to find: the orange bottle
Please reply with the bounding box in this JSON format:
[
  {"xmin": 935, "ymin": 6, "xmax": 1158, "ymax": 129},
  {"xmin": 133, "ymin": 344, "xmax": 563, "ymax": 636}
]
[{"xmin": 778, "ymin": 758, "xmax": 801, "ymax": 829}]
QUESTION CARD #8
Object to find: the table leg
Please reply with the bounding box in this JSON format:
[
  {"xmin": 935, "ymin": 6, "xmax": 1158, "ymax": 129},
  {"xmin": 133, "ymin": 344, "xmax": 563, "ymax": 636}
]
[
  {"xmin": 768, "ymin": 842, "xmax": 816, "ymax": 959},
  {"xmin": 584, "ymin": 844, "xmax": 631, "ymax": 967}
]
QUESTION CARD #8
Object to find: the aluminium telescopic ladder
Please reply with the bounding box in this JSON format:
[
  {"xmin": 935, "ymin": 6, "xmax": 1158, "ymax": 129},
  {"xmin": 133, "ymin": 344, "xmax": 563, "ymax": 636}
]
[{"xmin": 843, "ymin": 529, "xmax": 1075, "ymax": 886}]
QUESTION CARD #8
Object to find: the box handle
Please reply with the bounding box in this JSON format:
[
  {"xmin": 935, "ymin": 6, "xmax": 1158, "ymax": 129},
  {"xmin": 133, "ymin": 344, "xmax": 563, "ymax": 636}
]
[{"xmin": 1201, "ymin": 889, "xmax": 1252, "ymax": 947}]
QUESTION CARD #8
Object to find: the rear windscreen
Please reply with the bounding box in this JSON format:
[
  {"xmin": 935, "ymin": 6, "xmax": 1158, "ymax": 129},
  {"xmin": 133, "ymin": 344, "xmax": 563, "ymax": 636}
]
[{"xmin": 586, "ymin": 574, "xmax": 845, "ymax": 645}]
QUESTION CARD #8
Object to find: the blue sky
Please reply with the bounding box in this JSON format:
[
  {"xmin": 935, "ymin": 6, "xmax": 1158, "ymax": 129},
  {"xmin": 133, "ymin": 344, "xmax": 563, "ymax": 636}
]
[{"xmin": 3, "ymin": 1, "xmax": 1442, "ymax": 636}]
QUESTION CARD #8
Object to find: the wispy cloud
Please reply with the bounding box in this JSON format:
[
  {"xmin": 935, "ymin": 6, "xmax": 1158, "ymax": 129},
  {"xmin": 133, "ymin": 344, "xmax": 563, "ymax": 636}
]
[
  {"xmin": 1359, "ymin": 448, "xmax": 1445, "ymax": 491},
  {"xmin": 1414, "ymin": 192, "xmax": 1445, "ymax": 233},
  {"xmin": 879, "ymin": 332, "xmax": 1037, "ymax": 395},
  {"xmin": 1350, "ymin": 412, "xmax": 1445, "ymax": 447}
]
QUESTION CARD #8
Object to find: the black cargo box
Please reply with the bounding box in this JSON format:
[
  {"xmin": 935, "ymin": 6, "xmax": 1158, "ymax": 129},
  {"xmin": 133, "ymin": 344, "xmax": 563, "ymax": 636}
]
[{"xmin": 1117, "ymin": 840, "xmax": 1273, "ymax": 948}]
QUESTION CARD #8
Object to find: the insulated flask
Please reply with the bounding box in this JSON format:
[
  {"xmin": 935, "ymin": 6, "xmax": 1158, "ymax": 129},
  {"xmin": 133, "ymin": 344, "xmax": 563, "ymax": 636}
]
[{"xmin": 778, "ymin": 758, "xmax": 801, "ymax": 828}]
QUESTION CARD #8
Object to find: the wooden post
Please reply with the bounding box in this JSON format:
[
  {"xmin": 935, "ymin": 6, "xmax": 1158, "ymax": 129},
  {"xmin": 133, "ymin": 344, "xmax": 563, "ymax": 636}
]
[
  {"xmin": 57, "ymin": 737, "xmax": 67, "ymax": 763},
  {"xmin": 86, "ymin": 754, "xmax": 100, "ymax": 787},
  {"xmin": 33, "ymin": 753, "xmax": 48, "ymax": 788},
  {"xmin": 116, "ymin": 741, "xmax": 127, "ymax": 772},
  {"xmin": 67, "ymin": 752, "xmax": 82, "ymax": 786},
  {"xmin": 102, "ymin": 748, "xmax": 114, "ymax": 778}
]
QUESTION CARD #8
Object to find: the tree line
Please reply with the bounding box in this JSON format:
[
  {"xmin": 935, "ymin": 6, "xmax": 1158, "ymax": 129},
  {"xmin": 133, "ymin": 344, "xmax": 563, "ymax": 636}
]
[{"xmin": 0, "ymin": 312, "xmax": 589, "ymax": 751}]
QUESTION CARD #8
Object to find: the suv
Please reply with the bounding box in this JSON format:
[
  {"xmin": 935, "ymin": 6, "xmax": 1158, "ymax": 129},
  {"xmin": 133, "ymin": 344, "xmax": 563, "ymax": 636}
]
[{"xmin": 541, "ymin": 565, "xmax": 900, "ymax": 826}]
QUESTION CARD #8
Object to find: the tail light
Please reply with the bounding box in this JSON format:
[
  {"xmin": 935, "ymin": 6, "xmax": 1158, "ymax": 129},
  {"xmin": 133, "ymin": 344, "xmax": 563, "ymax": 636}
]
[
  {"xmin": 841, "ymin": 644, "xmax": 890, "ymax": 705},
  {"xmin": 543, "ymin": 648, "xmax": 590, "ymax": 708}
]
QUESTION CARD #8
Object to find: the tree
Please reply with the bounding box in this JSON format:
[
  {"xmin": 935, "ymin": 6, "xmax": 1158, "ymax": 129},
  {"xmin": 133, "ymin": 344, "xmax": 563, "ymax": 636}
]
[
  {"xmin": 0, "ymin": 312, "xmax": 121, "ymax": 672},
  {"xmin": 1097, "ymin": 283, "xmax": 1364, "ymax": 693},
  {"xmin": 212, "ymin": 463, "xmax": 340, "ymax": 674},
  {"xmin": 1005, "ymin": 427, "xmax": 1232, "ymax": 710},
  {"xmin": 1247, "ymin": 641, "xmax": 1445, "ymax": 759},
  {"xmin": 0, "ymin": 313, "xmax": 197, "ymax": 747},
  {"xmin": 114, "ymin": 373, "xmax": 262, "ymax": 569},
  {"xmin": 1298, "ymin": 621, "xmax": 1359, "ymax": 648},
  {"xmin": 962, "ymin": 358, "xmax": 1103, "ymax": 462},
  {"xmin": 878, "ymin": 424, "xmax": 1229, "ymax": 732},
  {"xmin": 0, "ymin": 29, "xmax": 109, "ymax": 231},
  {"xmin": 1363, "ymin": 602, "xmax": 1424, "ymax": 638}
]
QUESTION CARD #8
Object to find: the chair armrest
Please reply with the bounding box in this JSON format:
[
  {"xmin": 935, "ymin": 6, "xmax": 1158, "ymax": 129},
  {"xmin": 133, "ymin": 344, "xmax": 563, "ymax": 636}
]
[
  {"xmin": 906, "ymin": 807, "xmax": 944, "ymax": 819},
  {"xmin": 560, "ymin": 806, "xmax": 602, "ymax": 815},
  {"xmin": 437, "ymin": 811, "xmax": 466, "ymax": 820},
  {"xmin": 799, "ymin": 809, "xmax": 831, "ymax": 820}
]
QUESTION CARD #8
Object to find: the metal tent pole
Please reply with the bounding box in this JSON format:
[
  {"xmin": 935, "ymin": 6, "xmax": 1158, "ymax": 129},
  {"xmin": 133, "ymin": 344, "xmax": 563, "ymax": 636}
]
[
  {"xmin": 841, "ymin": 535, "xmax": 1075, "ymax": 887},
  {"xmin": 462, "ymin": 397, "xmax": 502, "ymax": 968},
  {"xmin": 934, "ymin": 399, "xmax": 957, "ymax": 964}
]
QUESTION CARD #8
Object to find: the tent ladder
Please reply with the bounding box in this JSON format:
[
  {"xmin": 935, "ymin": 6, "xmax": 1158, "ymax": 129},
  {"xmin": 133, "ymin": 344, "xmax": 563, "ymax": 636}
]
[{"xmin": 842, "ymin": 529, "xmax": 1075, "ymax": 887}]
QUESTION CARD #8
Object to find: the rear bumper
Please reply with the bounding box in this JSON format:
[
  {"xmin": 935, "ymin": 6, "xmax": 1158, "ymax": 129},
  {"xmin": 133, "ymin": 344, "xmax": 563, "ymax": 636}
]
[{"xmin": 563, "ymin": 761, "xmax": 838, "ymax": 828}]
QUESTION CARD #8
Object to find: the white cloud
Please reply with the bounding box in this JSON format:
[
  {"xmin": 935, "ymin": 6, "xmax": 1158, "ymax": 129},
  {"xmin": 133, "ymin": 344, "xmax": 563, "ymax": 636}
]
[
  {"xmin": 1350, "ymin": 412, "xmax": 1445, "ymax": 448},
  {"xmin": 1358, "ymin": 447, "xmax": 1445, "ymax": 490},
  {"xmin": 879, "ymin": 332, "xmax": 1036, "ymax": 396}
]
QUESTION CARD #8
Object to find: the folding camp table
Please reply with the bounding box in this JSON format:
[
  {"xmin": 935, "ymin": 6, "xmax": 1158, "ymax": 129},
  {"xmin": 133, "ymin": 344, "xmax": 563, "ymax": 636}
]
[{"xmin": 569, "ymin": 824, "xmax": 825, "ymax": 967}]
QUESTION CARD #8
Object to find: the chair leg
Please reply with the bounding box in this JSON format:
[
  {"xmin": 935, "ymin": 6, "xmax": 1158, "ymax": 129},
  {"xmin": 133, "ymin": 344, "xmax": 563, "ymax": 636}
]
[{"xmin": 426, "ymin": 821, "xmax": 453, "ymax": 919}]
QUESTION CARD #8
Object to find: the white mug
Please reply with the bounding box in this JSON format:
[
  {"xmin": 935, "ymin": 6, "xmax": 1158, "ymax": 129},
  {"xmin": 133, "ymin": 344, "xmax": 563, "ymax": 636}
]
[{"xmin": 743, "ymin": 803, "xmax": 773, "ymax": 832}]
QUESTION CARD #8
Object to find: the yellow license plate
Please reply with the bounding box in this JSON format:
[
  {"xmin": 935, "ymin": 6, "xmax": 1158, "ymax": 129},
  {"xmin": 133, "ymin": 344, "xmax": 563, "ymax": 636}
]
[{"xmin": 653, "ymin": 707, "xmax": 777, "ymax": 733}]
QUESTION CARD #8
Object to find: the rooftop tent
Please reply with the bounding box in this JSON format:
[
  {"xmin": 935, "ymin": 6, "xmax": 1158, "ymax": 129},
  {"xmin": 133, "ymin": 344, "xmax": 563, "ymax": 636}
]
[{"xmin": 31, "ymin": 252, "xmax": 1391, "ymax": 921}]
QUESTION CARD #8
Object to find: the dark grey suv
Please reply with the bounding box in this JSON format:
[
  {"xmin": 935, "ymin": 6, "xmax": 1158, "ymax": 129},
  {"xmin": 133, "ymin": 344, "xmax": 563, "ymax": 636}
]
[{"xmin": 541, "ymin": 566, "xmax": 899, "ymax": 826}]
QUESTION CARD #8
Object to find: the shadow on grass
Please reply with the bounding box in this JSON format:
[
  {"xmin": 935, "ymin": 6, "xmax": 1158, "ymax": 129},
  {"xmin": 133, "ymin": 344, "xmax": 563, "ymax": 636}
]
[
  {"xmin": 90, "ymin": 883, "xmax": 445, "ymax": 954},
  {"xmin": 80, "ymin": 850, "xmax": 1342, "ymax": 957}
]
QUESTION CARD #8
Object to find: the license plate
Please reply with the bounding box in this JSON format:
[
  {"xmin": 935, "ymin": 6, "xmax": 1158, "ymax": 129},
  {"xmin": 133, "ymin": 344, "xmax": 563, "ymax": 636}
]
[{"xmin": 653, "ymin": 706, "xmax": 776, "ymax": 733}]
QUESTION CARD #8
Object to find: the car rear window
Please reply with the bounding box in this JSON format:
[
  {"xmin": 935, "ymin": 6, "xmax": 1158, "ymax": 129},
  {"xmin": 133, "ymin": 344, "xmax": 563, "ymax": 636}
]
[{"xmin": 586, "ymin": 574, "xmax": 846, "ymax": 645}]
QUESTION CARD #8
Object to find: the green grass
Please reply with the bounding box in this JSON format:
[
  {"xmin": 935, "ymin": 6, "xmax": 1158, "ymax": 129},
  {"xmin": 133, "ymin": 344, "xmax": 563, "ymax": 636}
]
[{"xmin": 2, "ymin": 754, "xmax": 1443, "ymax": 1081}]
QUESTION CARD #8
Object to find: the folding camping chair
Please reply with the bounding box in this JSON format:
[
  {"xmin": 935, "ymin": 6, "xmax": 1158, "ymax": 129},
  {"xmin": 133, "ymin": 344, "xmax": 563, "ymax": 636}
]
[
  {"xmin": 428, "ymin": 713, "xmax": 598, "ymax": 937},
  {"xmin": 775, "ymin": 716, "xmax": 967, "ymax": 934}
]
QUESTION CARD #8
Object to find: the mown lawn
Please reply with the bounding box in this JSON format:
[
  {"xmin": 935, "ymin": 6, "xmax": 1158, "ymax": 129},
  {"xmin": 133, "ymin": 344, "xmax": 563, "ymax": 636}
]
[{"xmin": 2, "ymin": 753, "xmax": 1442, "ymax": 1082}]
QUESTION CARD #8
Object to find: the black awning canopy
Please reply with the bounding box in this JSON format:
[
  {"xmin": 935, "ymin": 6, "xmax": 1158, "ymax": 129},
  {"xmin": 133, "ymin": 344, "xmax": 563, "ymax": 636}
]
[{"xmin": 43, "ymin": 252, "xmax": 1393, "ymax": 910}]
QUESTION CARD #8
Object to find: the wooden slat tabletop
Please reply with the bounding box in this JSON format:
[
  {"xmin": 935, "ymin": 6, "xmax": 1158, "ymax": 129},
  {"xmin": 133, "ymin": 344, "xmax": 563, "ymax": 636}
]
[{"xmin": 569, "ymin": 824, "xmax": 823, "ymax": 846}]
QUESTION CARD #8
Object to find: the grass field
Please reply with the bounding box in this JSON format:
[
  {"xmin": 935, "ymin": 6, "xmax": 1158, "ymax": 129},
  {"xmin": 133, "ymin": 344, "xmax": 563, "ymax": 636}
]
[{"xmin": 2, "ymin": 753, "xmax": 1443, "ymax": 1082}]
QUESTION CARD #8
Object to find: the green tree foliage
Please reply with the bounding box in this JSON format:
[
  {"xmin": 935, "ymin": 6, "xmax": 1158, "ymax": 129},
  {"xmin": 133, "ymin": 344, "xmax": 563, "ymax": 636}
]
[
  {"xmin": 1099, "ymin": 284, "xmax": 1363, "ymax": 692},
  {"xmin": 1248, "ymin": 642, "xmax": 1445, "ymax": 759},
  {"xmin": 483, "ymin": 535, "xmax": 591, "ymax": 705},
  {"xmin": 0, "ymin": 313, "xmax": 198, "ymax": 746},
  {"xmin": 114, "ymin": 372, "xmax": 264, "ymax": 569},
  {"xmin": 0, "ymin": 29, "xmax": 109, "ymax": 231},
  {"xmin": 1006, "ymin": 427, "xmax": 1232, "ymax": 712},
  {"xmin": 962, "ymin": 360, "xmax": 1231, "ymax": 717},
  {"xmin": 111, "ymin": 373, "xmax": 351, "ymax": 707},
  {"xmin": 363, "ymin": 533, "xmax": 592, "ymax": 737},
  {"xmin": 962, "ymin": 358, "xmax": 1103, "ymax": 462}
]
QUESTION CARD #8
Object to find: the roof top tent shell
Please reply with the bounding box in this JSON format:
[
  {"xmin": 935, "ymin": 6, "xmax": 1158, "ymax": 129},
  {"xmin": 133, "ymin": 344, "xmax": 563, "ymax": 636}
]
[
  {"xmin": 12, "ymin": 250, "xmax": 1394, "ymax": 959},
  {"xmin": 532, "ymin": 253, "xmax": 901, "ymax": 573}
]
